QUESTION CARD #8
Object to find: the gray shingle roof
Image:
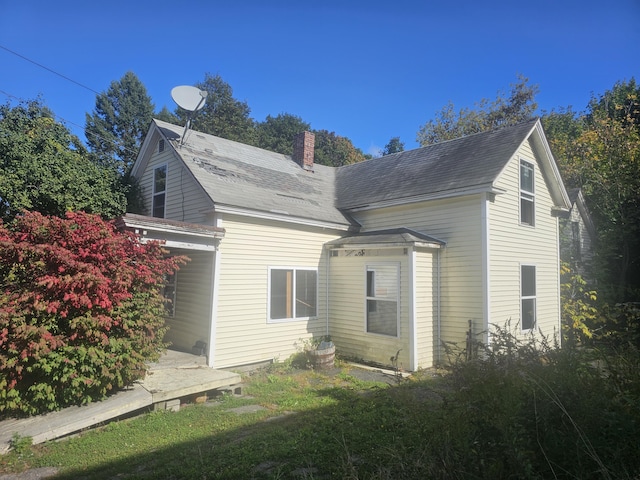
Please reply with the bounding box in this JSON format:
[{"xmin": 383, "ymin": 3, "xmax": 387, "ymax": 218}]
[
  {"xmin": 335, "ymin": 119, "xmax": 539, "ymax": 209},
  {"xmin": 154, "ymin": 120, "xmax": 353, "ymax": 228},
  {"xmin": 324, "ymin": 228, "xmax": 445, "ymax": 248}
]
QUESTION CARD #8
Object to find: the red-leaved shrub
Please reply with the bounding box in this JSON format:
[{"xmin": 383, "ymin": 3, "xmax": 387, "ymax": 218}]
[{"xmin": 0, "ymin": 211, "xmax": 186, "ymax": 417}]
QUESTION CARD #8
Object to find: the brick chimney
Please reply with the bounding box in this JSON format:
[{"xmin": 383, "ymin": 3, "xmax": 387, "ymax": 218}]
[{"xmin": 293, "ymin": 131, "xmax": 315, "ymax": 171}]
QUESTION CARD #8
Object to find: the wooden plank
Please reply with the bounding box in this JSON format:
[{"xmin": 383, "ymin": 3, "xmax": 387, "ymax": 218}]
[{"xmin": 0, "ymin": 384, "xmax": 151, "ymax": 453}]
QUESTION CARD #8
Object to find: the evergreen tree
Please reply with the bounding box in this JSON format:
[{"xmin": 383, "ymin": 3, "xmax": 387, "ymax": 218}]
[{"xmin": 85, "ymin": 71, "xmax": 155, "ymax": 174}]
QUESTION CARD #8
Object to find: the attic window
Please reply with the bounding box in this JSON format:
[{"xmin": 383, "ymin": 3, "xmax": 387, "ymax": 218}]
[{"xmin": 158, "ymin": 139, "xmax": 165, "ymax": 153}]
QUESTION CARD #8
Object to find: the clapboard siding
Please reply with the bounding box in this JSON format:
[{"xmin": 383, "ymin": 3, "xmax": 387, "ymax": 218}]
[
  {"xmin": 489, "ymin": 140, "xmax": 561, "ymax": 340},
  {"xmin": 328, "ymin": 253, "xmax": 410, "ymax": 368},
  {"xmin": 164, "ymin": 250, "xmax": 213, "ymax": 352},
  {"xmin": 213, "ymin": 214, "xmax": 339, "ymax": 368},
  {"xmin": 352, "ymin": 195, "xmax": 483, "ymax": 353},
  {"xmin": 139, "ymin": 139, "xmax": 212, "ymax": 224},
  {"xmin": 415, "ymin": 248, "xmax": 437, "ymax": 367}
]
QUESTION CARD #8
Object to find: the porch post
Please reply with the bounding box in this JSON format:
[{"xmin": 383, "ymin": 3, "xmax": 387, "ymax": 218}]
[{"xmin": 206, "ymin": 240, "xmax": 221, "ymax": 368}]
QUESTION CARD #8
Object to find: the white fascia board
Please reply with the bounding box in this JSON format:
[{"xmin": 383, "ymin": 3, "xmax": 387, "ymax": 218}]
[
  {"xmin": 532, "ymin": 121, "xmax": 571, "ymax": 209},
  {"xmin": 207, "ymin": 204, "xmax": 352, "ymax": 231},
  {"xmin": 137, "ymin": 238, "xmax": 217, "ymax": 251},
  {"xmin": 345, "ymin": 184, "xmax": 505, "ymax": 212},
  {"xmin": 327, "ymin": 242, "xmax": 443, "ymax": 250},
  {"xmin": 125, "ymin": 221, "xmax": 223, "ymax": 240}
]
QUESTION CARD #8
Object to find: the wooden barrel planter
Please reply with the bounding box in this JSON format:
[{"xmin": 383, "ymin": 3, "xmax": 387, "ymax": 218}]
[{"xmin": 308, "ymin": 341, "xmax": 335, "ymax": 369}]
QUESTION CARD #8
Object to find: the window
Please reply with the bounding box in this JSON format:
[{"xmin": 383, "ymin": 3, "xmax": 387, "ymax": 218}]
[
  {"xmin": 520, "ymin": 160, "xmax": 535, "ymax": 226},
  {"xmin": 164, "ymin": 271, "xmax": 177, "ymax": 317},
  {"xmin": 366, "ymin": 264, "xmax": 399, "ymax": 337},
  {"xmin": 521, "ymin": 265, "xmax": 536, "ymax": 330},
  {"xmin": 571, "ymin": 221, "xmax": 581, "ymax": 261},
  {"xmin": 269, "ymin": 268, "xmax": 317, "ymax": 321},
  {"xmin": 152, "ymin": 165, "xmax": 167, "ymax": 218}
]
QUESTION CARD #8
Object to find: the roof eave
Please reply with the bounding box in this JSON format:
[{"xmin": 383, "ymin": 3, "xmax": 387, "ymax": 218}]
[
  {"xmin": 342, "ymin": 184, "xmax": 506, "ymax": 212},
  {"xmin": 205, "ymin": 204, "xmax": 353, "ymax": 231}
]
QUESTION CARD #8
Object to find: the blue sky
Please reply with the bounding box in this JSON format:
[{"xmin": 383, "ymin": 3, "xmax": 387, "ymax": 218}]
[{"xmin": 1, "ymin": 0, "xmax": 639, "ymax": 155}]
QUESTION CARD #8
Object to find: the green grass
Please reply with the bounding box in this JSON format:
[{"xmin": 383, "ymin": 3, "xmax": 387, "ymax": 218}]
[{"xmin": 2, "ymin": 344, "xmax": 640, "ymax": 479}]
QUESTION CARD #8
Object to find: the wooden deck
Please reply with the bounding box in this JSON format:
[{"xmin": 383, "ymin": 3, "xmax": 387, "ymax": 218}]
[{"xmin": 0, "ymin": 350, "xmax": 242, "ymax": 454}]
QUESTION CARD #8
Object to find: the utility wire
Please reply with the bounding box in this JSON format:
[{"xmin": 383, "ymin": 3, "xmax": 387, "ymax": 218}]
[{"xmin": 0, "ymin": 44, "xmax": 101, "ymax": 96}]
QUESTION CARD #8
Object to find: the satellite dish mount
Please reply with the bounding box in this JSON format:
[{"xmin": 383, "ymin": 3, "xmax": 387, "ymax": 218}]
[{"xmin": 171, "ymin": 86, "xmax": 208, "ymax": 145}]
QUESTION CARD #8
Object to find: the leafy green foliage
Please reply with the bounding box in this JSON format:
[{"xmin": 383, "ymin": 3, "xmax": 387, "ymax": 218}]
[
  {"xmin": 382, "ymin": 136, "xmax": 405, "ymax": 155},
  {"xmin": 0, "ymin": 211, "xmax": 186, "ymax": 416},
  {"xmin": 255, "ymin": 113, "xmax": 310, "ymax": 155},
  {"xmin": 5, "ymin": 342, "xmax": 640, "ymax": 479},
  {"xmin": 545, "ymin": 79, "xmax": 640, "ymax": 302},
  {"xmin": 561, "ymin": 262, "xmax": 598, "ymax": 345},
  {"xmin": 85, "ymin": 71, "xmax": 155, "ymax": 174},
  {"xmin": 313, "ymin": 129, "xmax": 367, "ymax": 166},
  {"xmin": 417, "ymin": 74, "xmax": 539, "ymax": 146},
  {"xmin": 0, "ymin": 99, "xmax": 127, "ymax": 222},
  {"xmin": 186, "ymin": 73, "xmax": 256, "ymax": 145}
]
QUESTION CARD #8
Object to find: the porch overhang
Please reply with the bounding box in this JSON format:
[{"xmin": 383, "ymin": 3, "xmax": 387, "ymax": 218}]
[
  {"xmin": 324, "ymin": 227, "xmax": 446, "ymax": 250},
  {"xmin": 116, "ymin": 214, "xmax": 225, "ymax": 251}
]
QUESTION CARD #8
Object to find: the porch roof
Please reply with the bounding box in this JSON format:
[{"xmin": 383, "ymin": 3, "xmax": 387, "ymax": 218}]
[
  {"xmin": 325, "ymin": 228, "xmax": 445, "ymax": 249},
  {"xmin": 116, "ymin": 214, "xmax": 225, "ymax": 251}
]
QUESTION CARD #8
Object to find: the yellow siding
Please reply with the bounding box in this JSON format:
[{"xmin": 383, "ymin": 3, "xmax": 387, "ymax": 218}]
[
  {"xmin": 352, "ymin": 195, "xmax": 483, "ymax": 354},
  {"xmin": 415, "ymin": 248, "xmax": 437, "ymax": 368},
  {"xmin": 139, "ymin": 142, "xmax": 212, "ymax": 224},
  {"xmin": 490, "ymin": 140, "xmax": 561, "ymax": 341},
  {"xmin": 214, "ymin": 215, "xmax": 340, "ymax": 368},
  {"xmin": 328, "ymin": 253, "xmax": 410, "ymax": 369},
  {"xmin": 164, "ymin": 250, "xmax": 213, "ymax": 352}
]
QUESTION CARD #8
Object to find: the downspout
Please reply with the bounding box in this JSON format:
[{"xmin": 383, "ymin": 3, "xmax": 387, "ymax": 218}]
[{"xmin": 555, "ymin": 215, "xmax": 562, "ymax": 346}]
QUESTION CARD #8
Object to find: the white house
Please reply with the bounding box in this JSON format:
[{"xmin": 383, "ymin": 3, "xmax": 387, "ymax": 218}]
[{"xmin": 122, "ymin": 118, "xmax": 570, "ymax": 371}]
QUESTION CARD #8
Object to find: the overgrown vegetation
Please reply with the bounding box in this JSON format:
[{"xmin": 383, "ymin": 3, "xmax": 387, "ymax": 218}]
[
  {"xmin": 2, "ymin": 329, "xmax": 638, "ymax": 479},
  {"xmin": 0, "ymin": 211, "xmax": 185, "ymax": 416}
]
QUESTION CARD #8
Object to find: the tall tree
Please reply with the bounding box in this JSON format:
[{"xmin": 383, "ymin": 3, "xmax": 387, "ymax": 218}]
[
  {"xmin": 0, "ymin": 99, "xmax": 127, "ymax": 222},
  {"xmin": 186, "ymin": 73, "xmax": 256, "ymax": 145},
  {"xmin": 417, "ymin": 74, "xmax": 539, "ymax": 146},
  {"xmin": 313, "ymin": 130, "xmax": 367, "ymax": 167},
  {"xmin": 85, "ymin": 71, "xmax": 155, "ymax": 174},
  {"xmin": 544, "ymin": 79, "xmax": 640, "ymax": 302},
  {"xmin": 255, "ymin": 113, "xmax": 311, "ymax": 155},
  {"xmin": 382, "ymin": 136, "xmax": 405, "ymax": 155}
]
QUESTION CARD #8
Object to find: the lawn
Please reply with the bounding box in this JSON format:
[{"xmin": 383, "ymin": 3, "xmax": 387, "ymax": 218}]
[{"xmin": 1, "ymin": 343, "xmax": 639, "ymax": 479}]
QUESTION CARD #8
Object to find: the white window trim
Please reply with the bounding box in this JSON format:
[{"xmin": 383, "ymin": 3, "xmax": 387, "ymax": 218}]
[
  {"xmin": 364, "ymin": 262, "xmax": 400, "ymax": 338},
  {"xmin": 519, "ymin": 158, "xmax": 535, "ymax": 227},
  {"xmin": 520, "ymin": 264, "xmax": 537, "ymax": 332},
  {"xmin": 152, "ymin": 164, "xmax": 168, "ymax": 219},
  {"xmin": 267, "ymin": 266, "xmax": 318, "ymax": 323}
]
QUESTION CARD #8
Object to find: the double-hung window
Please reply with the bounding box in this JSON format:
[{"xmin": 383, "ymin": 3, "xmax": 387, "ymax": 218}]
[
  {"xmin": 269, "ymin": 268, "xmax": 317, "ymax": 321},
  {"xmin": 152, "ymin": 165, "xmax": 167, "ymax": 218},
  {"xmin": 521, "ymin": 265, "xmax": 536, "ymax": 331},
  {"xmin": 366, "ymin": 264, "xmax": 399, "ymax": 337},
  {"xmin": 520, "ymin": 160, "xmax": 535, "ymax": 226}
]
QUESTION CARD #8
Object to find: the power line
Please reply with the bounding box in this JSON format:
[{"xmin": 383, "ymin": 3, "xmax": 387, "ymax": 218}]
[{"xmin": 0, "ymin": 44, "xmax": 101, "ymax": 96}]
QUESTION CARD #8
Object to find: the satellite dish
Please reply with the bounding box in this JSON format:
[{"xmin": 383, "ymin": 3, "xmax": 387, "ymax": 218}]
[
  {"xmin": 171, "ymin": 86, "xmax": 208, "ymax": 112},
  {"xmin": 170, "ymin": 86, "xmax": 208, "ymax": 145}
]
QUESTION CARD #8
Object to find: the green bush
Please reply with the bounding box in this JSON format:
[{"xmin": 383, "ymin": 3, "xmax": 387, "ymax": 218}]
[
  {"xmin": 0, "ymin": 211, "xmax": 186, "ymax": 417},
  {"xmin": 429, "ymin": 324, "xmax": 640, "ymax": 479}
]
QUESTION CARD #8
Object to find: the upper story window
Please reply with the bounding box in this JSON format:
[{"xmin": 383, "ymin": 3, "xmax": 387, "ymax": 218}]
[
  {"xmin": 152, "ymin": 165, "xmax": 167, "ymax": 218},
  {"xmin": 520, "ymin": 160, "xmax": 535, "ymax": 226},
  {"xmin": 268, "ymin": 267, "xmax": 317, "ymax": 322}
]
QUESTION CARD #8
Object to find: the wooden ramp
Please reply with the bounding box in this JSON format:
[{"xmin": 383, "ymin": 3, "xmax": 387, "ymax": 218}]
[{"xmin": 0, "ymin": 351, "xmax": 242, "ymax": 454}]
